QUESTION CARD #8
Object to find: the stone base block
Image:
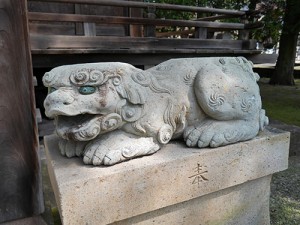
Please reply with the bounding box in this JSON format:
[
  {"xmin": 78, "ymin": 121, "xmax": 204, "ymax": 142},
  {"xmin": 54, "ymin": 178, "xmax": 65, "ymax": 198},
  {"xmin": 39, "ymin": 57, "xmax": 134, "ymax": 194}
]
[{"xmin": 44, "ymin": 127, "xmax": 289, "ymax": 225}]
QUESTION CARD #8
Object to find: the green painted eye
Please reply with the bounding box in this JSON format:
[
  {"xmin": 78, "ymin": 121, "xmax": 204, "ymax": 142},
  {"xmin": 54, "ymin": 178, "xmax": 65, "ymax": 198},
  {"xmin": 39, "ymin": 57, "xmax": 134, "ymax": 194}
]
[
  {"xmin": 79, "ymin": 86, "xmax": 96, "ymax": 95},
  {"xmin": 48, "ymin": 87, "xmax": 57, "ymax": 93}
]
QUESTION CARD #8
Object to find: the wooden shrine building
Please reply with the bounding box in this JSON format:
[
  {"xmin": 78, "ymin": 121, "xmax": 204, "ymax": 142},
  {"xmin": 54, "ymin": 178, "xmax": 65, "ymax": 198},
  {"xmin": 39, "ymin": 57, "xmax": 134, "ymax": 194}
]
[{"xmin": 27, "ymin": 0, "xmax": 263, "ymax": 69}]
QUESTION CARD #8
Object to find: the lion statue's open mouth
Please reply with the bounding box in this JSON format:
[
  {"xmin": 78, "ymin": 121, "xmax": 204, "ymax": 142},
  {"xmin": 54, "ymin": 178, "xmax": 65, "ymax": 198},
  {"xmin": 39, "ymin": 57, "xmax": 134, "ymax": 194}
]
[
  {"xmin": 54, "ymin": 114, "xmax": 100, "ymax": 141},
  {"xmin": 43, "ymin": 58, "xmax": 268, "ymax": 166},
  {"xmin": 54, "ymin": 113, "xmax": 123, "ymax": 142}
]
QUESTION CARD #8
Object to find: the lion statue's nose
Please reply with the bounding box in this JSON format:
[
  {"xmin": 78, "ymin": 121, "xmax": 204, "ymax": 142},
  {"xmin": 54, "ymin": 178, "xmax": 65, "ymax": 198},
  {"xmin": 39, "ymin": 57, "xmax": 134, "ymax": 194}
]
[
  {"xmin": 62, "ymin": 95, "xmax": 74, "ymax": 105},
  {"xmin": 45, "ymin": 90, "xmax": 75, "ymax": 108}
]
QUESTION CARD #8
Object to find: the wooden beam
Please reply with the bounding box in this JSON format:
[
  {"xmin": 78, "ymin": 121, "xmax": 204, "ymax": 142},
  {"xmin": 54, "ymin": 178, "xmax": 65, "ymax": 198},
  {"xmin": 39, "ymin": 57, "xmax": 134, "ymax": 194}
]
[
  {"xmin": 31, "ymin": 48, "xmax": 261, "ymax": 55},
  {"xmin": 195, "ymin": 14, "xmax": 240, "ymax": 21},
  {"xmin": 156, "ymin": 29, "xmax": 195, "ymax": 38},
  {"xmin": 28, "ymin": 12, "xmax": 246, "ymax": 30},
  {"xmin": 29, "ymin": 23, "xmax": 76, "ymax": 35},
  {"xmin": 244, "ymin": 22, "xmax": 264, "ymax": 30},
  {"xmin": 28, "ymin": 0, "xmax": 245, "ymax": 16},
  {"xmin": 31, "ymin": 49, "xmax": 262, "ymax": 68},
  {"xmin": 30, "ymin": 34, "xmax": 257, "ymax": 50}
]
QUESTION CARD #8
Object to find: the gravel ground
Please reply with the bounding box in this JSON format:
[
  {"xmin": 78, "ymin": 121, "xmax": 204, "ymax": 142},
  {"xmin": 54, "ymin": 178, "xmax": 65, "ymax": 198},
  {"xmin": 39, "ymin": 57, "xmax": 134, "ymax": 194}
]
[{"xmin": 269, "ymin": 120, "xmax": 300, "ymax": 225}]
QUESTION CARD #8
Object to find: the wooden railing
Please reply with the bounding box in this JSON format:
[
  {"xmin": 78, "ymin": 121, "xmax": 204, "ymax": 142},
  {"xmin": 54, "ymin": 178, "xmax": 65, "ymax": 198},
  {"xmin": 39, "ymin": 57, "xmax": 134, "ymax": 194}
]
[{"xmin": 27, "ymin": 0, "xmax": 262, "ymax": 67}]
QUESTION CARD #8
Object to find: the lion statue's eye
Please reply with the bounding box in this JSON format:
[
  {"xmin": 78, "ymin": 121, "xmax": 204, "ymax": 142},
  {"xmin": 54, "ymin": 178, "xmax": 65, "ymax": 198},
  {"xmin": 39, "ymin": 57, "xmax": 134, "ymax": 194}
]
[
  {"xmin": 48, "ymin": 87, "xmax": 57, "ymax": 93},
  {"xmin": 78, "ymin": 86, "xmax": 96, "ymax": 95}
]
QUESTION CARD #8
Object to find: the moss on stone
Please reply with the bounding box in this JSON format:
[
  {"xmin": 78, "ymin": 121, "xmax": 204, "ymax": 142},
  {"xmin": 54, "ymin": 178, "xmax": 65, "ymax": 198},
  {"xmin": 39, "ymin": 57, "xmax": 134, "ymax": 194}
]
[{"xmin": 51, "ymin": 207, "xmax": 62, "ymax": 225}]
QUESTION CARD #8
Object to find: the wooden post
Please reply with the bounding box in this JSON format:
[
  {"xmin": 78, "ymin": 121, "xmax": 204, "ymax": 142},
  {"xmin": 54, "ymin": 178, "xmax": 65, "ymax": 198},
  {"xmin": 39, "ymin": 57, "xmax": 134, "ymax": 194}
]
[
  {"xmin": 75, "ymin": 4, "xmax": 84, "ymax": 35},
  {"xmin": 75, "ymin": 4, "xmax": 96, "ymax": 36},
  {"xmin": 238, "ymin": 15, "xmax": 249, "ymax": 41},
  {"xmin": 195, "ymin": 27, "xmax": 207, "ymax": 39},
  {"xmin": 130, "ymin": 0, "xmax": 143, "ymax": 37},
  {"xmin": 195, "ymin": 3, "xmax": 207, "ymax": 40},
  {"xmin": 144, "ymin": 5, "xmax": 156, "ymax": 37},
  {"xmin": 83, "ymin": 22, "xmax": 96, "ymax": 36},
  {"xmin": 0, "ymin": 0, "xmax": 43, "ymax": 223}
]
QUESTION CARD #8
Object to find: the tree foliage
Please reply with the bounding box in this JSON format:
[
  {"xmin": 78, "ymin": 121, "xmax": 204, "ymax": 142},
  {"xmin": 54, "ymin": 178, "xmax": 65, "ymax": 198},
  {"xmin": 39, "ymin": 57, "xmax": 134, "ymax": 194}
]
[
  {"xmin": 154, "ymin": 0, "xmax": 286, "ymax": 46},
  {"xmin": 153, "ymin": 0, "xmax": 299, "ymax": 85},
  {"xmin": 251, "ymin": 0, "xmax": 285, "ymax": 48}
]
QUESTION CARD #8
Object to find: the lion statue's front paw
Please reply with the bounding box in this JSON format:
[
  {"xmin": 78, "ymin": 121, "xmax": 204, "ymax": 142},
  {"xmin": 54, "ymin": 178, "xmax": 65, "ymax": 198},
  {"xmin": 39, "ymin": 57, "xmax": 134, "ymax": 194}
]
[
  {"xmin": 83, "ymin": 145, "xmax": 146, "ymax": 166},
  {"xmin": 82, "ymin": 130, "xmax": 160, "ymax": 166},
  {"xmin": 82, "ymin": 142, "xmax": 108, "ymax": 166},
  {"xmin": 58, "ymin": 138, "xmax": 87, "ymax": 158}
]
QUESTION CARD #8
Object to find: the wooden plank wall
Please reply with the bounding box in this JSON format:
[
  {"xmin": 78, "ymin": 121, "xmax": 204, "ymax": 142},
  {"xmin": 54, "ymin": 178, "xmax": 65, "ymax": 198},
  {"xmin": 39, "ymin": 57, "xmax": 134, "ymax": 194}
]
[
  {"xmin": 0, "ymin": 0, "xmax": 43, "ymax": 223},
  {"xmin": 28, "ymin": 0, "xmax": 127, "ymax": 36},
  {"xmin": 27, "ymin": 0, "xmax": 262, "ymax": 68}
]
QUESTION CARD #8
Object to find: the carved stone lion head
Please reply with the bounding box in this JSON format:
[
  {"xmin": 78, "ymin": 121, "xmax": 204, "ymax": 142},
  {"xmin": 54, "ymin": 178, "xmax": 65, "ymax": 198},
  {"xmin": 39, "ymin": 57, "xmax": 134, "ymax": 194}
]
[{"xmin": 43, "ymin": 62, "xmax": 148, "ymax": 142}]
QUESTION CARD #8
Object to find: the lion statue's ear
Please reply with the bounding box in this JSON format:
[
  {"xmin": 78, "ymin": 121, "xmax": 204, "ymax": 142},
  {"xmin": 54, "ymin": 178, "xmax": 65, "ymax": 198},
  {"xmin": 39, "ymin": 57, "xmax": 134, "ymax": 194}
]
[{"xmin": 115, "ymin": 84, "xmax": 146, "ymax": 105}]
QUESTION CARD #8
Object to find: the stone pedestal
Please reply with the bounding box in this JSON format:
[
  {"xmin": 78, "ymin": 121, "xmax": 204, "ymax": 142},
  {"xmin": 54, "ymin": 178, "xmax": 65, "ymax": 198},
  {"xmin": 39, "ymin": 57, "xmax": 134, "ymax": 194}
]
[{"xmin": 44, "ymin": 127, "xmax": 289, "ymax": 225}]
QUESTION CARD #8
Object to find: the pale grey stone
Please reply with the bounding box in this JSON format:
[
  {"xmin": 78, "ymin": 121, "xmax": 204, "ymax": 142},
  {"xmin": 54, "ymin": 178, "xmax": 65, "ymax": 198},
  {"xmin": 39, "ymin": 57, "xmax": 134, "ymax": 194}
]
[
  {"xmin": 44, "ymin": 127, "xmax": 289, "ymax": 225},
  {"xmin": 43, "ymin": 57, "xmax": 269, "ymax": 166}
]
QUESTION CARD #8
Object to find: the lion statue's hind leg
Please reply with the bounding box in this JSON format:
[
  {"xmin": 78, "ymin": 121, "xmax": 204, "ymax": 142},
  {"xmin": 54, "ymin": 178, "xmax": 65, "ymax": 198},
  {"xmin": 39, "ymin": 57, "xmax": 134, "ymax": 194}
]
[
  {"xmin": 184, "ymin": 119, "xmax": 260, "ymax": 148},
  {"xmin": 184, "ymin": 58, "xmax": 268, "ymax": 148}
]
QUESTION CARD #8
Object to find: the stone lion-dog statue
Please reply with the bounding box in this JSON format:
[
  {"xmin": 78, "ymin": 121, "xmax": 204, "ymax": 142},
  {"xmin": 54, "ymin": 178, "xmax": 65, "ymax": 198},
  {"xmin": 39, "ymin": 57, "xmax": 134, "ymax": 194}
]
[{"xmin": 43, "ymin": 57, "xmax": 268, "ymax": 166}]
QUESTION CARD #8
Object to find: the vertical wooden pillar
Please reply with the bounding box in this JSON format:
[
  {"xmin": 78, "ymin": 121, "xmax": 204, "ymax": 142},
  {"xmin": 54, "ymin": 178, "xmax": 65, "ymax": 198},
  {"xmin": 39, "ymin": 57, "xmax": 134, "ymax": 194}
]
[
  {"xmin": 129, "ymin": 0, "xmax": 143, "ymax": 37},
  {"xmin": 144, "ymin": 5, "xmax": 156, "ymax": 37},
  {"xmin": 0, "ymin": 0, "xmax": 43, "ymax": 223},
  {"xmin": 195, "ymin": 27, "xmax": 207, "ymax": 39},
  {"xmin": 238, "ymin": 15, "xmax": 249, "ymax": 41},
  {"xmin": 75, "ymin": 4, "xmax": 84, "ymax": 35},
  {"xmin": 75, "ymin": 4, "xmax": 96, "ymax": 36}
]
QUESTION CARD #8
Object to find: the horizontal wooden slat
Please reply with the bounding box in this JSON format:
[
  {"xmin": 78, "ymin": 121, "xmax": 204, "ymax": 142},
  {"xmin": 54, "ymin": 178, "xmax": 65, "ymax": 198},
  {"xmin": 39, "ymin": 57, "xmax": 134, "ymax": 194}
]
[
  {"xmin": 29, "ymin": 23, "xmax": 75, "ymax": 35},
  {"xmin": 156, "ymin": 29, "xmax": 195, "ymax": 38},
  {"xmin": 28, "ymin": 0, "xmax": 245, "ymax": 16},
  {"xmin": 31, "ymin": 48, "xmax": 261, "ymax": 55},
  {"xmin": 28, "ymin": 12, "xmax": 246, "ymax": 30},
  {"xmin": 196, "ymin": 14, "xmax": 241, "ymax": 21},
  {"xmin": 30, "ymin": 34, "xmax": 257, "ymax": 50},
  {"xmin": 31, "ymin": 48, "xmax": 261, "ymax": 68},
  {"xmin": 244, "ymin": 22, "xmax": 264, "ymax": 30},
  {"xmin": 29, "ymin": 23, "xmax": 126, "ymax": 36}
]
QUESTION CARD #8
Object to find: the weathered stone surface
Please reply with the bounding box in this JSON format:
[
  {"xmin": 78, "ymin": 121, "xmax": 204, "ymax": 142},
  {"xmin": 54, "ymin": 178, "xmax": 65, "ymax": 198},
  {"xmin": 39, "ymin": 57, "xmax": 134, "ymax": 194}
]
[
  {"xmin": 113, "ymin": 176, "xmax": 272, "ymax": 225},
  {"xmin": 44, "ymin": 127, "xmax": 289, "ymax": 225},
  {"xmin": 43, "ymin": 57, "xmax": 269, "ymax": 166}
]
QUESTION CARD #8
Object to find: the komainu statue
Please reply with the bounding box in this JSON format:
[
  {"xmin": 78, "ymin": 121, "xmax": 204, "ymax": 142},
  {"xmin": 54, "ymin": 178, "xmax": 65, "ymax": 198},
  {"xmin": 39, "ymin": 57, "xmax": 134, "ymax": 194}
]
[{"xmin": 43, "ymin": 57, "xmax": 268, "ymax": 166}]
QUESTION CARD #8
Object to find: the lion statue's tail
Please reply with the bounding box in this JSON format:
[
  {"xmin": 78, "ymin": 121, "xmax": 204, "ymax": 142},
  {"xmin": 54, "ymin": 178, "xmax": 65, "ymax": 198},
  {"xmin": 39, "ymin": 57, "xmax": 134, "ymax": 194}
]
[{"xmin": 259, "ymin": 109, "xmax": 269, "ymax": 131}]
